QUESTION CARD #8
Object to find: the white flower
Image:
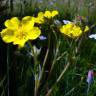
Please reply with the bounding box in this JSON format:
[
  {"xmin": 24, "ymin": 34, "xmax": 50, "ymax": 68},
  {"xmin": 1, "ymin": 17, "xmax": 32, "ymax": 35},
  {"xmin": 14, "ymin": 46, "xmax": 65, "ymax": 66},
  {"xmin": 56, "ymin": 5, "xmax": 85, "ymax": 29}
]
[
  {"xmin": 63, "ymin": 20, "xmax": 71, "ymax": 24},
  {"xmin": 89, "ymin": 34, "xmax": 96, "ymax": 39}
]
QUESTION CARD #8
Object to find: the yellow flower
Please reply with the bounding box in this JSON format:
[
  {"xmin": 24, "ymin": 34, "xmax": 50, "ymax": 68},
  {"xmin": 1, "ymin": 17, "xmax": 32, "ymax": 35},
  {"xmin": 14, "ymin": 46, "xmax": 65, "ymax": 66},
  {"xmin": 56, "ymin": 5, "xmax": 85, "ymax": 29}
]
[
  {"xmin": 60, "ymin": 23, "xmax": 75, "ymax": 37},
  {"xmin": 34, "ymin": 12, "xmax": 44, "ymax": 24},
  {"xmin": 60, "ymin": 23, "xmax": 88, "ymax": 38},
  {"xmin": 51, "ymin": 10, "xmax": 59, "ymax": 17},
  {"xmin": 1, "ymin": 16, "xmax": 41, "ymax": 47},
  {"xmin": 44, "ymin": 10, "xmax": 58, "ymax": 19}
]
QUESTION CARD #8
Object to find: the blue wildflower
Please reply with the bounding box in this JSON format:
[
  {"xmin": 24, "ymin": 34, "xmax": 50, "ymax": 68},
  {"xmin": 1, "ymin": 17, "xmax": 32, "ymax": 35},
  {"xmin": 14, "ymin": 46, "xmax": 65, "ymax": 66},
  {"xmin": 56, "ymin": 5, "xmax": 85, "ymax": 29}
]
[
  {"xmin": 87, "ymin": 70, "xmax": 94, "ymax": 95},
  {"xmin": 87, "ymin": 70, "xmax": 94, "ymax": 84},
  {"xmin": 39, "ymin": 35, "xmax": 47, "ymax": 40}
]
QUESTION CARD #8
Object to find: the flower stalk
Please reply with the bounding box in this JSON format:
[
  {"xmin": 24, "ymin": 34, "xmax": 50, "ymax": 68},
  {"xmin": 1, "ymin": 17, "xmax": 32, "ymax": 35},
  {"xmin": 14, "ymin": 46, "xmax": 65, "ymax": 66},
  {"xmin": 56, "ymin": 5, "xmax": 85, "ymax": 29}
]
[{"xmin": 33, "ymin": 33, "xmax": 51, "ymax": 96}]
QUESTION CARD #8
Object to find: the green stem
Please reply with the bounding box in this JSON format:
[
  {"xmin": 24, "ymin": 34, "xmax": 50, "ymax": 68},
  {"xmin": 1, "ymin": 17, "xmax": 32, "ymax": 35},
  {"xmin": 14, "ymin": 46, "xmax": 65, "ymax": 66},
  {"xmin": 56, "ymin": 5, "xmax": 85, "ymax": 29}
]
[
  {"xmin": 0, "ymin": 75, "xmax": 6, "ymax": 87},
  {"xmin": 64, "ymin": 87, "xmax": 75, "ymax": 96},
  {"xmin": 37, "ymin": 34, "xmax": 51, "ymax": 91},
  {"xmin": 1, "ymin": 83, "xmax": 7, "ymax": 96},
  {"xmin": 33, "ymin": 33, "xmax": 51, "ymax": 96},
  {"xmin": 56, "ymin": 62, "xmax": 70, "ymax": 83},
  {"xmin": 47, "ymin": 41, "xmax": 59, "ymax": 80},
  {"xmin": 45, "ymin": 62, "xmax": 70, "ymax": 96},
  {"xmin": 39, "ymin": 47, "xmax": 49, "ymax": 82},
  {"xmin": 32, "ymin": 49, "xmax": 38, "ymax": 96},
  {"xmin": 56, "ymin": 51, "xmax": 67, "ymax": 61},
  {"xmin": 45, "ymin": 26, "xmax": 59, "ymax": 82},
  {"xmin": 29, "ymin": 43, "xmax": 38, "ymax": 96}
]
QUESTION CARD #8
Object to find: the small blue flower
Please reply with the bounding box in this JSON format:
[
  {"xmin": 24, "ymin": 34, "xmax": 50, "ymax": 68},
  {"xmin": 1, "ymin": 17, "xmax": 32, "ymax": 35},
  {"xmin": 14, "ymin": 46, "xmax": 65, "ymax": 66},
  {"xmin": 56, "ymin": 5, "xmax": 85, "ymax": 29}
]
[{"xmin": 39, "ymin": 35, "xmax": 47, "ymax": 40}]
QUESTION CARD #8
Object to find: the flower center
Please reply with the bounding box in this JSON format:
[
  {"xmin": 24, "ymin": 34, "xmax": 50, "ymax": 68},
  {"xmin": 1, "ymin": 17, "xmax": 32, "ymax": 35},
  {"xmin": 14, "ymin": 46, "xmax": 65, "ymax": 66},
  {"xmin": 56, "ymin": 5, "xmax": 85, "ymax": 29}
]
[{"xmin": 16, "ymin": 26, "xmax": 27, "ymax": 40}]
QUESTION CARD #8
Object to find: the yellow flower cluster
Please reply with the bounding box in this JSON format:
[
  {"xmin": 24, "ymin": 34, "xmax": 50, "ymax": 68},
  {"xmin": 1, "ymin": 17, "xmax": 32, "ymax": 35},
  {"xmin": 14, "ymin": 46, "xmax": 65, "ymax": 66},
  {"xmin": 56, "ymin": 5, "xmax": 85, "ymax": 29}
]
[
  {"xmin": 1, "ymin": 16, "xmax": 41, "ymax": 47},
  {"xmin": 34, "ymin": 10, "xmax": 59, "ymax": 24},
  {"xmin": 0, "ymin": 9, "xmax": 90, "ymax": 47},
  {"xmin": 60, "ymin": 23, "xmax": 89, "ymax": 38},
  {"xmin": 33, "ymin": 12, "xmax": 44, "ymax": 24},
  {"xmin": 0, "ymin": 10, "xmax": 59, "ymax": 47},
  {"xmin": 44, "ymin": 10, "xmax": 59, "ymax": 19}
]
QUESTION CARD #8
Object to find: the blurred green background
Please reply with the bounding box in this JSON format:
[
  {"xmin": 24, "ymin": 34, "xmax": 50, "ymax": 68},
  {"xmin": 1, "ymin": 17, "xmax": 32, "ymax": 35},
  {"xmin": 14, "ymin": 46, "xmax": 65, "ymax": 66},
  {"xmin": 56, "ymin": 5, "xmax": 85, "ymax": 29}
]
[{"xmin": 0, "ymin": 0, "xmax": 96, "ymax": 96}]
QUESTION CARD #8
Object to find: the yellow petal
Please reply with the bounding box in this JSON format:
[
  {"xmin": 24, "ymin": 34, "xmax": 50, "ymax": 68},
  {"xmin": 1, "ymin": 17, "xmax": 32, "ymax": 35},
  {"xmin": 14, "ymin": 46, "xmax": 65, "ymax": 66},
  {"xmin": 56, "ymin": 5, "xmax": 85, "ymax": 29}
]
[
  {"xmin": 72, "ymin": 26, "xmax": 82, "ymax": 37},
  {"xmin": 22, "ymin": 16, "xmax": 35, "ymax": 32},
  {"xmin": 13, "ymin": 37, "xmax": 28, "ymax": 47},
  {"xmin": 27, "ymin": 27, "xmax": 41, "ymax": 40},
  {"xmin": 44, "ymin": 11, "xmax": 52, "ymax": 19},
  {"xmin": 36, "ymin": 12, "xmax": 44, "ymax": 24},
  {"xmin": 35, "ymin": 17, "xmax": 44, "ymax": 24},
  {"xmin": 4, "ymin": 17, "xmax": 20, "ymax": 30},
  {"xmin": 52, "ymin": 10, "xmax": 59, "ymax": 17},
  {"xmin": 84, "ymin": 26, "xmax": 89, "ymax": 32},
  {"xmin": 22, "ymin": 16, "xmax": 33, "ymax": 21},
  {"xmin": 60, "ymin": 25, "xmax": 69, "ymax": 34},
  {"xmin": 66, "ymin": 23, "xmax": 74, "ymax": 29},
  {"xmin": 60, "ymin": 25, "xmax": 65, "ymax": 33},
  {"xmin": 38, "ymin": 12, "xmax": 44, "ymax": 18},
  {"xmin": 1, "ymin": 28, "xmax": 16, "ymax": 43}
]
